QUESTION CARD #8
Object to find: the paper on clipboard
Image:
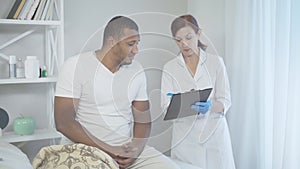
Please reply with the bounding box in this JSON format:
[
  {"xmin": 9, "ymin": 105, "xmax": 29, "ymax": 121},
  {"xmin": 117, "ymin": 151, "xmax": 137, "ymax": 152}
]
[{"xmin": 163, "ymin": 88, "xmax": 212, "ymax": 121}]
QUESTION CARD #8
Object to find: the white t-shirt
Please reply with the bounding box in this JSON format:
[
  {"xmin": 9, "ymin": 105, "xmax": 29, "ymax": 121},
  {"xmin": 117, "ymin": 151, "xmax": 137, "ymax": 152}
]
[{"xmin": 56, "ymin": 51, "xmax": 148, "ymax": 145}]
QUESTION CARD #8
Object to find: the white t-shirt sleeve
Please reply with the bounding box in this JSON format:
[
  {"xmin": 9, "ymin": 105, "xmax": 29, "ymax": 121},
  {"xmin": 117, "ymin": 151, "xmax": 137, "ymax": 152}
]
[
  {"xmin": 55, "ymin": 56, "xmax": 81, "ymax": 98},
  {"xmin": 133, "ymin": 70, "xmax": 148, "ymax": 101}
]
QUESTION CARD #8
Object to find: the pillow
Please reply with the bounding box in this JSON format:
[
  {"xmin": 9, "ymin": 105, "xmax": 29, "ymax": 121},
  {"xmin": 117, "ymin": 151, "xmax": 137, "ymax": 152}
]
[
  {"xmin": 32, "ymin": 143, "xmax": 118, "ymax": 169},
  {"xmin": 0, "ymin": 141, "xmax": 33, "ymax": 169}
]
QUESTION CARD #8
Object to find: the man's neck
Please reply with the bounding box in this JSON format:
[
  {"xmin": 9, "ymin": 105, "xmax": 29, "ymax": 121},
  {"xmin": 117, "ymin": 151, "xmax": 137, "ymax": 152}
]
[{"xmin": 95, "ymin": 48, "xmax": 121, "ymax": 73}]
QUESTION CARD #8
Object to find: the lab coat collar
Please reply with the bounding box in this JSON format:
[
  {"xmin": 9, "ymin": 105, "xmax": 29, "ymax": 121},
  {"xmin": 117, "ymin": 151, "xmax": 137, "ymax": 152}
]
[
  {"xmin": 176, "ymin": 49, "xmax": 207, "ymax": 81},
  {"xmin": 176, "ymin": 53, "xmax": 186, "ymax": 68},
  {"xmin": 176, "ymin": 49, "xmax": 207, "ymax": 67}
]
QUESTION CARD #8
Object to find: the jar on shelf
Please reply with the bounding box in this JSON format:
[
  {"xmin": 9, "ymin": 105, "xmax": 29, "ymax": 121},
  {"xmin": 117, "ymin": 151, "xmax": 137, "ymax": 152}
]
[
  {"xmin": 16, "ymin": 57, "xmax": 25, "ymax": 78},
  {"xmin": 24, "ymin": 56, "xmax": 39, "ymax": 79}
]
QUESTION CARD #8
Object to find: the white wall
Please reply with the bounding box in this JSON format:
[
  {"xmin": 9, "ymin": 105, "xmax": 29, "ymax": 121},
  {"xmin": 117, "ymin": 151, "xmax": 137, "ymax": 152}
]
[
  {"xmin": 187, "ymin": 0, "xmax": 225, "ymax": 57},
  {"xmin": 64, "ymin": 0, "xmax": 187, "ymax": 58},
  {"xmin": 64, "ymin": 0, "xmax": 187, "ymax": 155}
]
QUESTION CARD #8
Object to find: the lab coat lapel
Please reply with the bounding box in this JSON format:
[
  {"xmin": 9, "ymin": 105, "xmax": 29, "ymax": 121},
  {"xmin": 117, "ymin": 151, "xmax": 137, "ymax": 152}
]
[
  {"xmin": 193, "ymin": 63, "xmax": 204, "ymax": 82},
  {"xmin": 178, "ymin": 53, "xmax": 198, "ymax": 83},
  {"xmin": 177, "ymin": 54, "xmax": 194, "ymax": 82},
  {"xmin": 194, "ymin": 50, "xmax": 207, "ymax": 82}
]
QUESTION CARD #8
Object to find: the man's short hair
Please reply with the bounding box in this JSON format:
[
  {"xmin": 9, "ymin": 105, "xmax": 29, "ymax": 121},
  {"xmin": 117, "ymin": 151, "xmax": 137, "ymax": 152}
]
[{"xmin": 103, "ymin": 16, "xmax": 139, "ymax": 44}]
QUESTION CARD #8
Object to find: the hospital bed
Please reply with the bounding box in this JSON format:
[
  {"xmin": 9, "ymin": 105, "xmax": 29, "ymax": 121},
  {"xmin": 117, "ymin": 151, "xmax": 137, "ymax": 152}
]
[
  {"xmin": 171, "ymin": 158, "xmax": 202, "ymax": 169},
  {"xmin": 0, "ymin": 141, "xmax": 33, "ymax": 169},
  {"xmin": 0, "ymin": 140, "xmax": 200, "ymax": 169}
]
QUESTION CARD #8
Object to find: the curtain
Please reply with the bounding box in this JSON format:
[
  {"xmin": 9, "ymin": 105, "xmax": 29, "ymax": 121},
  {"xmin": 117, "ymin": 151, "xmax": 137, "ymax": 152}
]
[{"xmin": 225, "ymin": 0, "xmax": 300, "ymax": 168}]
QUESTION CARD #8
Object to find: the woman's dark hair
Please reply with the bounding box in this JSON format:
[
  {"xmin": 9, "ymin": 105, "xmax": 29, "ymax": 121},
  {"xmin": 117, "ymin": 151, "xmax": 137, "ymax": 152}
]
[{"xmin": 171, "ymin": 14, "xmax": 207, "ymax": 51}]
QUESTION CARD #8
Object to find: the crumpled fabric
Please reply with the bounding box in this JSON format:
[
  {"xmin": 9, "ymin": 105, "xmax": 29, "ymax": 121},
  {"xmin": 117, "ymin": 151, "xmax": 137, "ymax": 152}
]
[{"xmin": 32, "ymin": 143, "xmax": 119, "ymax": 169}]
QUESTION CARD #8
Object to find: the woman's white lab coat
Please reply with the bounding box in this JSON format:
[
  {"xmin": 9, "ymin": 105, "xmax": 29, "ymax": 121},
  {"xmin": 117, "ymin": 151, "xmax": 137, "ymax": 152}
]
[{"xmin": 161, "ymin": 50, "xmax": 235, "ymax": 169}]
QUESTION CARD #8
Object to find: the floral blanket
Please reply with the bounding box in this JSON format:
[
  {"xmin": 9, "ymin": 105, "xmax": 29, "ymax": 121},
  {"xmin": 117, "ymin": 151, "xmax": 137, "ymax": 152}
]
[{"xmin": 32, "ymin": 143, "xmax": 119, "ymax": 169}]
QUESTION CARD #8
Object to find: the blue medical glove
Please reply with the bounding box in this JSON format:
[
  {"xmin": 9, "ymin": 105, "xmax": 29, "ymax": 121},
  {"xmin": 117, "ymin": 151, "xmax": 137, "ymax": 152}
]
[
  {"xmin": 191, "ymin": 101, "xmax": 213, "ymax": 114},
  {"xmin": 166, "ymin": 93, "xmax": 174, "ymax": 97}
]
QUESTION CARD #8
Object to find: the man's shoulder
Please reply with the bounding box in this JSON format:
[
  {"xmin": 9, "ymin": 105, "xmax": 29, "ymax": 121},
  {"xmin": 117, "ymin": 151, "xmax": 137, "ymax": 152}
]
[
  {"xmin": 66, "ymin": 51, "xmax": 95, "ymax": 62},
  {"xmin": 63, "ymin": 51, "xmax": 96, "ymax": 69},
  {"xmin": 64, "ymin": 55, "xmax": 79, "ymax": 65}
]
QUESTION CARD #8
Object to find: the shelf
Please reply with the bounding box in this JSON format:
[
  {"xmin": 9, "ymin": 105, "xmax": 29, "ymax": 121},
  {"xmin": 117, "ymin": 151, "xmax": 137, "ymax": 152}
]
[
  {"xmin": 0, "ymin": 77, "xmax": 57, "ymax": 85},
  {"xmin": 0, "ymin": 0, "xmax": 64, "ymax": 153},
  {"xmin": 0, "ymin": 128, "xmax": 62, "ymax": 143},
  {"xmin": 0, "ymin": 19, "xmax": 61, "ymax": 26}
]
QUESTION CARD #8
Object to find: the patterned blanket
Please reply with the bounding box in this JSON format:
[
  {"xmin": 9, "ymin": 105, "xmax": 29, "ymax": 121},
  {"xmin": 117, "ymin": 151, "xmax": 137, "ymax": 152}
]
[{"xmin": 32, "ymin": 143, "xmax": 119, "ymax": 169}]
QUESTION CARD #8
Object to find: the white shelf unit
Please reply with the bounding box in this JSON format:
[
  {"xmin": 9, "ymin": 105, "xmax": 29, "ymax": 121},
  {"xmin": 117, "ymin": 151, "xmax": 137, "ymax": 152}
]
[
  {"xmin": 1, "ymin": 128, "xmax": 62, "ymax": 143},
  {"xmin": 0, "ymin": 77, "xmax": 57, "ymax": 85},
  {"xmin": 0, "ymin": 0, "xmax": 64, "ymax": 143},
  {"xmin": 0, "ymin": 19, "xmax": 61, "ymax": 26}
]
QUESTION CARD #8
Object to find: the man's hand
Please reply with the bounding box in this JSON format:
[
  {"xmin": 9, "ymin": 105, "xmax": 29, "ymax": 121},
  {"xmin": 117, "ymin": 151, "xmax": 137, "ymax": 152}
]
[{"xmin": 106, "ymin": 141, "xmax": 143, "ymax": 169}]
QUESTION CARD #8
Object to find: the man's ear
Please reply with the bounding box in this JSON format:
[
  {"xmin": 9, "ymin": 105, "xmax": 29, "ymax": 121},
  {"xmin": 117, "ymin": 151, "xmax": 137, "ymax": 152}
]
[{"xmin": 107, "ymin": 36, "xmax": 116, "ymax": 47}]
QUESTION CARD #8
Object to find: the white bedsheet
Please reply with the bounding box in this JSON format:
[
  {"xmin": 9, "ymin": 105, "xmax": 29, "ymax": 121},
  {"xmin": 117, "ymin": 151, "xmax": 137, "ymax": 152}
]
[
  {"xmin": 0, "ymin": 141, "xmax": 33, "ymax": 169},
  {"xmin": 171, "ymin": 158, "xmax": 202, "ymax": 169}
]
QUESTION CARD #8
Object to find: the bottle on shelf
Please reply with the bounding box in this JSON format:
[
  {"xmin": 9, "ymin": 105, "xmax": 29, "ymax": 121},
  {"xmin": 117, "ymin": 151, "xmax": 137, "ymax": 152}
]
[
  {"xmin": 24, "ymin": 56, "xmax": 39, "ymax": 79},
  {"xmin": 16, "ymin": 57, "xmax": 25, "ymax": 78},
  {"xmin": 41, "ymin": 65, "xmax": 47, "ymax": 77},
  {"xmin": 9, "ymin": 55, "xmax": 17, "ymax": 78}
]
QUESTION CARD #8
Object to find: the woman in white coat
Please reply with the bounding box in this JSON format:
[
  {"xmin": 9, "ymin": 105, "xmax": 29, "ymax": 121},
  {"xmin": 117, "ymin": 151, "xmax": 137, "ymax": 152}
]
[{"xmin": 161, "ymin": 14, "xmax": 235, "ymax": 169}]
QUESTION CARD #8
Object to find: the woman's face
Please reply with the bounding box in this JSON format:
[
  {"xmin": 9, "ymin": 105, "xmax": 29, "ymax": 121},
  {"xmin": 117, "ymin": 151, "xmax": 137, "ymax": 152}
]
[{"xmin": 174, "ymin": 26, "xmax": 200, "ymax": 57}]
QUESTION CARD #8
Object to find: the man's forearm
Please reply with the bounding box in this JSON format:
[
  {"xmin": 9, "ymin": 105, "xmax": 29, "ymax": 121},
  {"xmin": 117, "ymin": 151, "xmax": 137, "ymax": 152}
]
[
  {"xmin": 55, "ymin": 97, "xmax": 112, "ymax": 153},
  {"xmin": 131, "ymin": 100, "xmax": 151, "ymax": 151},
  {"xmin": 132, "ymin": 122, "xmax": 151, "ymax": 148},
  {"xmin": 57, "ymin": 119, "xmax": 112, "ymax": 154}
]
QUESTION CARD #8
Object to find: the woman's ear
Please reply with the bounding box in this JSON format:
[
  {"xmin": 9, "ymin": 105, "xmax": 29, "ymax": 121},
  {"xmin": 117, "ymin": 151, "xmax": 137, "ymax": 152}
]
[{"xmin": 197, "ymin": 29, "xmax": 202, "ymax": 40}]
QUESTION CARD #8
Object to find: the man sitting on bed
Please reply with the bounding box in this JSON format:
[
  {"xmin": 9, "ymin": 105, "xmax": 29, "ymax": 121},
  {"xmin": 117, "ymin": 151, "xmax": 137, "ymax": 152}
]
[{"xmin": 54, "ymin": 16, "xmax": 179, "ymax": 169}]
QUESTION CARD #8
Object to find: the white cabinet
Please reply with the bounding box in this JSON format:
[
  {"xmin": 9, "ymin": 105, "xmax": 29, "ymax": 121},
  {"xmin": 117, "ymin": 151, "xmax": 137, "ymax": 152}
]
[{"xmin": 0, "ymin": 0, "xmax": 64, "ymax": 144}]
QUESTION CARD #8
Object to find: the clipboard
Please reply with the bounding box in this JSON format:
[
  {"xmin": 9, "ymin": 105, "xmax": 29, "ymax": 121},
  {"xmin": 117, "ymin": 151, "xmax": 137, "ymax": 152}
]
[{"xmin": 163, "ymin": 88, "xmax": 213, "ymax": 121}]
